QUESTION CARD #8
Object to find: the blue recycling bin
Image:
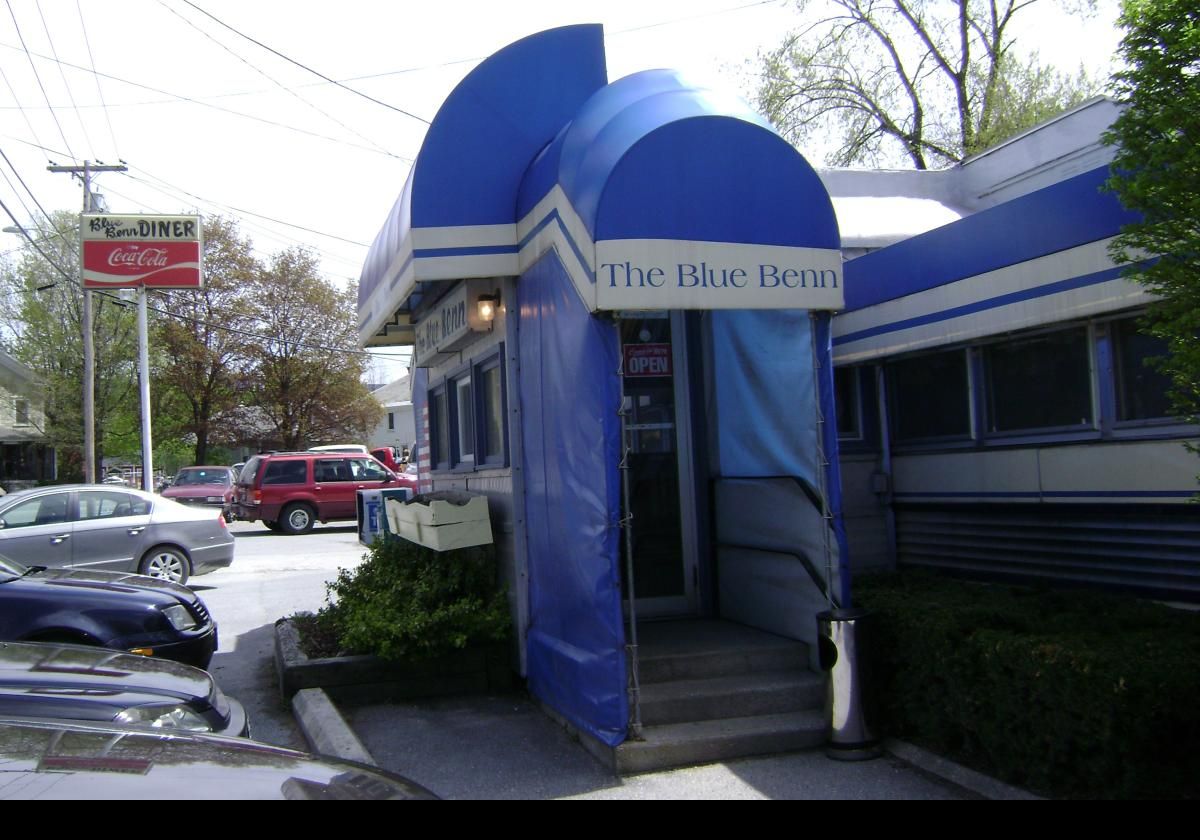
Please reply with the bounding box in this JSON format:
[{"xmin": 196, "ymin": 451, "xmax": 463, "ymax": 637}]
[{"xmin": 357, "ymin": 489, "xmax": 384, "ymax": 546}]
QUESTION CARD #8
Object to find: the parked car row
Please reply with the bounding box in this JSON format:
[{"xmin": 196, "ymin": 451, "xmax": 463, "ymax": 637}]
[{"xmin": 0, "ymin": 480, "xmax": 438, "ymax": 799}]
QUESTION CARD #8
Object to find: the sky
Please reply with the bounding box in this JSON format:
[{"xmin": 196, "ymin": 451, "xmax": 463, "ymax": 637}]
[{"xmin": 0, "ymin": 0, "xmax": 1124, "ymax": 383}]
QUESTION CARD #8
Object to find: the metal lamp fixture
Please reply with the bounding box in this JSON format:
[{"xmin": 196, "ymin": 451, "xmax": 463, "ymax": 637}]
[{"xmin": 477, "ymin": 291, "xmax": 501, "ymax": 324}]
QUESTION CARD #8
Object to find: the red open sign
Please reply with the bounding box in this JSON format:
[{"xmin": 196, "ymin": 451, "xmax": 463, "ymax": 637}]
[{"xmin": 624, "ymin": 343, "xmax": 672, "ymax": 378}]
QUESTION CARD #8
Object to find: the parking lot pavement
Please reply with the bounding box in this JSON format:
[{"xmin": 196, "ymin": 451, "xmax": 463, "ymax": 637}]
[
  {"xmin": 194, "ymin": 521, "xmax": 369, "ymax": 749},
  {"xmin": 344, "ymin": 694, "xmax": 974, "ymax": 800}
]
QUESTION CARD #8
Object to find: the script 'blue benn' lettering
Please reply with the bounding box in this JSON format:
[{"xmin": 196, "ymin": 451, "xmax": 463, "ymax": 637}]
[
  {"xmin": 759, "ymin": 265, "xmax": 840, "ymax": 289},
  {"xmin": 676, "ymin": 263, "xmax": 747, "ymax": 288}
]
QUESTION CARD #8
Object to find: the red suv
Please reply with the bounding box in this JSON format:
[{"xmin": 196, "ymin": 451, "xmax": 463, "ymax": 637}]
[{"xmin": 233, "ymin": 452, "xmax": 405, "ymax": 535}]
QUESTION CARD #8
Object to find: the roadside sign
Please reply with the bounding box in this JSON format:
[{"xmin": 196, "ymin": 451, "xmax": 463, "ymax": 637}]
[{"xmin": 81, "ymin": 214, "xmax": 202, "ymax": 289}]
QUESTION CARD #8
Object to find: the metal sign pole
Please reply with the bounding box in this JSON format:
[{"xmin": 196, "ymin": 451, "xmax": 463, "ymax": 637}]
[{"xmin": 138, "ymin": 287, "xmax": 153, "ymax": 491}]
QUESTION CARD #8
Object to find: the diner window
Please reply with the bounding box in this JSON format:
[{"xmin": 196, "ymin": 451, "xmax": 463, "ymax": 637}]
[
  {"xmin": 887, "ymin": 349, "xmax": 971, "ymax": 443},
  {"xmin": 984, "ymin": 327, "xmax": 1093, "ymax": 433},
  {"xmin": 476, "ymin": 354, "xmax": 507, "ymax": 466},
  {"xmin": 1111, "ymin": 318, "xmax": 1175, "ymax": 422},
  {"xmin": 834, "ymin": 367, "xmax": 862, "ymax": 440},
  {"xmin": 454, "ymin": 375, "xmax": 475, "ymax": 466},
  {"xmin": 428, "ymin": 348, "xmax": 509, "ymax": 472},
  {"xmin": 431, "ymin": 387, "xmax": 450, "ymax": 470}
]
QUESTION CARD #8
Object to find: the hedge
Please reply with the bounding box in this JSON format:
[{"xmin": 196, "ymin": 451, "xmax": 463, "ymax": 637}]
[{"xmin": 854, "ymin": 572, "xmax": 1200, "ymax": 799}]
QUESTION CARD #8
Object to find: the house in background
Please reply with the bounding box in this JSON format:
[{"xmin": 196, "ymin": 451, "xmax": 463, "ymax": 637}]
[
  {"xmin": 0, "ymin": 349, "xmax": 54, "ymax": 491},
  {"xmin": 369, "ymin": 374, "xmax": 415, "ymax": 458}
]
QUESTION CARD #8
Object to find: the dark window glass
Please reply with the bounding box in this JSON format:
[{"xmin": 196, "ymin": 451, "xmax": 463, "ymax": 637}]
[
  {"xmin": 14, "ymin": 399, "xmax": 29, "ymax": 426},
  {"xmin": 2, "ymin": 494, "xmax": 69, "ymax": 528},
  {"xmin": 387, "ymin": 412, "xmax": 395, "ymax": 430},
  {"xmin": 79, "ymin": 490, "xmax": 147, "ymax": 520},
  {"xmin": 835, "ymin": 367, "xmax": 861, "ymax": 439},
  {"xmin": 481, "ymin": 362, "xmax": 504, "ymax": 462},
  {"xmin": 1113, "ymin": 319, "xmax": 1174, "ymax": 421},
  {"xmin": 432, "ymin": 389, "xmax": 450, "ymax": 468},
  {"xmin": 455, "ymin": 377, "xmax": 474, "ymax": 463},
  {"xmin": 887, "ymin": 350, "xmax": 971, "ymax": 442},
  {"xmin": 984, "ymin": 328, "xmax": 1092, "ymax": 433},
  {"xmin": 262, "ymin": 460, "xmax": 308, "ymax": 485},
  {"xmin": 350, "ymin": 458, "xmax": 388, "ymax": 480}
]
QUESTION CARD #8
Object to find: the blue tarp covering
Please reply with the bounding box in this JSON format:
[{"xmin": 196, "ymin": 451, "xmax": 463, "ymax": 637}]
[
  {"xmin": 519, "ymin": 250, "xmax": 628, "ymax": 747},
  {"xmin": 706, "ymin": 310, "xmax": 847, "ymax": 605},
  {"xmin": 707, "ymin": 310, "xmax": 819, "ymax": 480}
]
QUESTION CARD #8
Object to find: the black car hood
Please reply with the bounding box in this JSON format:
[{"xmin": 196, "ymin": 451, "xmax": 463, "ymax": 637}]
[
  {"xmin": 0, "ymin": 642, "xmax": 214, "ymax": 705},
  {"xmin": 0, "ymin": 718, "xmax": 438, "ymax": 800},
  {"xmin": 7, "ymin": 567, "xmax": 194, "ymax": 606}
]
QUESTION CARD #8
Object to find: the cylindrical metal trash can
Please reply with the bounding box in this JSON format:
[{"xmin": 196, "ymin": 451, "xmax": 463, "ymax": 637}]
[{"xmin": 817, "ymin": 608, "xmax": 882, "ymax": 761}]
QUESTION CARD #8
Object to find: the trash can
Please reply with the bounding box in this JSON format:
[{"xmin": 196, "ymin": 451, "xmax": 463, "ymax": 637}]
[
  {"xmin": 817, "ymin": 608, "xmax": 882, "ymax": 761},
  {"xmin": 356, "ymin": 489, "xmax": 385, "ymax": 546}
]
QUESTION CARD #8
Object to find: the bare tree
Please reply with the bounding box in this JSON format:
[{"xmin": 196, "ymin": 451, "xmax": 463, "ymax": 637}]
[{"xmin": 756, "ymin": 0, "xmax": 1100, "ymax": 169}]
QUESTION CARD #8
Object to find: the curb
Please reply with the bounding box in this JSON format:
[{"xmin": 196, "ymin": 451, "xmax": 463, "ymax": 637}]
[
  {"xmin": 885, "ymin": 739, "xmax": 1042, "ymax": 800},
  {"xmin": 292, "ymin": 687, "xmax": 376, "ymax": 766}
]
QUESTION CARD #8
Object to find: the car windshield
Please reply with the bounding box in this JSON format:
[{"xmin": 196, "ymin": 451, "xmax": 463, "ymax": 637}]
[
  {"xmin": 174, "ymin": 470, "xmax": 230, "ymax": 486},
  {"xmin": 0, "ymin": 554, "xmax": 29, "ymax": 583}
]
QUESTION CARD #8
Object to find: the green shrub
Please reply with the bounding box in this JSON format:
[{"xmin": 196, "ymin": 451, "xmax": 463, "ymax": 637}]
[
  {"xmin": 855, "ymin": 571, "xmax": 1200, "ymax": 799},
  {"xmin": 299, "ymin": 537, "xmax": 510, "ymax": 663}
]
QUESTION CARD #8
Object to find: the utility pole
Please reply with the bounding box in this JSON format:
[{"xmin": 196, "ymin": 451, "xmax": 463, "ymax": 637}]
[{"xmin": 47, "ymin": 161, "xmax": 127, "ymax": 483}]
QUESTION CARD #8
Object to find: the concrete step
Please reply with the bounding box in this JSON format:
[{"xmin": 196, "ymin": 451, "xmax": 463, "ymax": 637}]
[
  {"xmin": 614, "ymin": 710, "xmax": 827, "ymax": 775},
  {"xmin": 638, "ymin": 669, "xmax": 825, "ymax": 726},
  {"xmin": 635, "ymin": 634, "xmax": 809, "ymax": 684}
]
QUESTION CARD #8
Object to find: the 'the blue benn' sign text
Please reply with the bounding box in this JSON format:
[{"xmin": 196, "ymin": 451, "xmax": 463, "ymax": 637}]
[{"xmin": 593, "ymin": 239, "xmax": 844, "ymax": 311}]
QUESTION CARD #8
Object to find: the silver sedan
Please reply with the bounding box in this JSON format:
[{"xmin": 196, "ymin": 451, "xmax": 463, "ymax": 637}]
[{"xmin": 0, "ymin": 485, "xmax": 234, "ymax": 585}]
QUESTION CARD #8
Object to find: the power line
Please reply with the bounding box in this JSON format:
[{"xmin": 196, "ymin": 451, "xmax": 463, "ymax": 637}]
[
  {"xmin": 125, "ymin": 166, "xmax": 369, "ymax": 248},
  {"xmin": 75, "ymin": 0, "xmax": 121, "ymax": 159},
  {"xmin": 0, "ymin": 194, "xmax": 375, "ymax": 358},
  {"xmin": 4, "ymin": 0, "xmax": 74, "ymax": 160},
  {"xmin": 158, "ymin": 0, "xmax": 399, "ymax": 159},
  {"xmin": 35, "ymin": 0, "xmax": 95, "ymax": 154},
  {"xmin": 177, "ymin": 0, "xmax": 431, "ymax": 125},
  {"xmin": 0, "ymin": 39, "xmax": 413, "ymax": 160}
]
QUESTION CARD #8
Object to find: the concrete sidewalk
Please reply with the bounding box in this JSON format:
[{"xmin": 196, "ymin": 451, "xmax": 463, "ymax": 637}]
[{"xmin": 292, "ymin": 688, "xmax": 1034, "ymax": 800}]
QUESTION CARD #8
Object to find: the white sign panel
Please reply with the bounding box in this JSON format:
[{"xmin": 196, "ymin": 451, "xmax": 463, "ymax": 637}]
[
  {"xmin": 414, "ymin": 284, "xmax": 484, "ymax": 368},
  {"xmin": 594, "ymin": 239, "xmax": 844, "ymax": 311}
]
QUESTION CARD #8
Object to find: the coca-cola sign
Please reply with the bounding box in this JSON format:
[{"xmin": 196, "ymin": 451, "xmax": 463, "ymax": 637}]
[{"xmin": 82, "ymin": 214, "xmax": 202, "ymax": 289}]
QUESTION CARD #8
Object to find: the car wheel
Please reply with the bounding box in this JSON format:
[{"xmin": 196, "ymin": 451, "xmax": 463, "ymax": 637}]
[
  {"xmin": 263, "ymin": 520, "xmax": 282, "ymax": 532},
  {"xmin": 139, "ymin": 546, "xmax": 191, "ymax": 585},
  {"xmin": 280, "ymin": 503, "xmax": 315, "ymax": 535}
]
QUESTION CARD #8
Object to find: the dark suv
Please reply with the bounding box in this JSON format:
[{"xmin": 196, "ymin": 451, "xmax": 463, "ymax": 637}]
[{"xmin": 233, "ymin": 452, "xmax": 401, "ymax": 534}]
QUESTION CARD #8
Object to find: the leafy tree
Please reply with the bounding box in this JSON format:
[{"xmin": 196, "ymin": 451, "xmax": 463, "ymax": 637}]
[
  {"xmin": 242, "ymin": 247, "xmax": 382, "ymax": 449},
  {"xmin": 0, "ymin": 212, "xmax": 143, "ymax": 479},
  {"xmin": 1104, "ymin": 0, "xmax": 1200, "ymax": 430},
  {"xmin": 756, "ymin": 0, "xmax": 1100, "ymax": 168},
  {"xmin": 153, "ymin": 216, "xmax": 259, "ymax": 464}
]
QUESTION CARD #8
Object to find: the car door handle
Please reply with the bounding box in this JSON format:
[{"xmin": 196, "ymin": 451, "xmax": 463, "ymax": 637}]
[
  {"xmin": 127, "ymin": 526, "xmax": 145, "ymax": 535},
  {"xmin": 50, "ymin": 533, "xmax": 70, "ymax": 545}
]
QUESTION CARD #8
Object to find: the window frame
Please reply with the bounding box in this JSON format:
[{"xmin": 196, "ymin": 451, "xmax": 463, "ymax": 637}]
[
  {"xmin": 473, "ymin": 350, "xmax": 508, "ymax": 468},
  {"xmin": 885, "ymin": 347, "xmax": 975, "ymax": 447},
  {"xmin": 427, "ymin": 344, "xmax": 509, "ymax": 474},
  {"xmin": 979, "ymin": 324, "xmax": 1097, "ymax": 440}
]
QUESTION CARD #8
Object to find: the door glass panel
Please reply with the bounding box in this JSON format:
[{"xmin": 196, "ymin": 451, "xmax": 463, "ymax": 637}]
[{"xmin": 620, "ymin": 317, "xmax": 685, "ymax": 601}]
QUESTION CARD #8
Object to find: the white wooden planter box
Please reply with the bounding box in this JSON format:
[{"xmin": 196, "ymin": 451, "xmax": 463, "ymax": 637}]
[{"xmin": 384, "ymin": 491, "xmax": 493, "ymax": 551}]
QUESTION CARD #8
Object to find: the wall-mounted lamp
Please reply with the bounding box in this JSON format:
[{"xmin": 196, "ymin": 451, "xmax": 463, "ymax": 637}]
[{"xmin": 477, "ymin": 291, "xmax": 501, "ymax": 325}]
